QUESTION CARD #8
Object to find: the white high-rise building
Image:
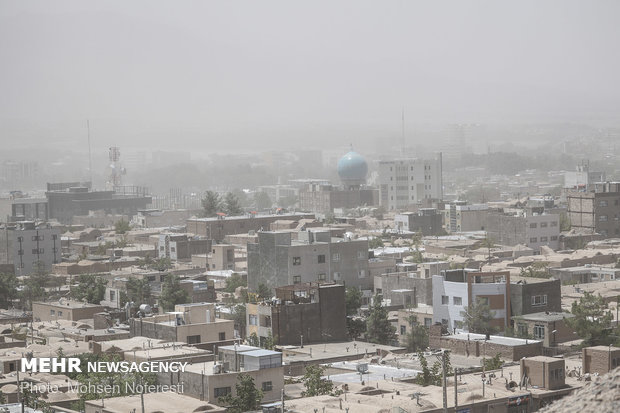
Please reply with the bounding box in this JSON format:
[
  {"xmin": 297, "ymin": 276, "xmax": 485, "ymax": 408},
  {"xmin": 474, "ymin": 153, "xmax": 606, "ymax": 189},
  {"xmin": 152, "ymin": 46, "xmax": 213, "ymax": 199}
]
[{"xmin": 378, "ymin": 155, "xmax": 443, "ymax": 211}]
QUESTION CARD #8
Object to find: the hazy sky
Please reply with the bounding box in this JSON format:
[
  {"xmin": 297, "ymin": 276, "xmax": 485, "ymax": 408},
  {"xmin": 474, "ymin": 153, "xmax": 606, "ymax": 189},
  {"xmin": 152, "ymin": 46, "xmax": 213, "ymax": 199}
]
[{"xmin": 1, "ymin": 0, "xmax": 620, "ymax": 151}]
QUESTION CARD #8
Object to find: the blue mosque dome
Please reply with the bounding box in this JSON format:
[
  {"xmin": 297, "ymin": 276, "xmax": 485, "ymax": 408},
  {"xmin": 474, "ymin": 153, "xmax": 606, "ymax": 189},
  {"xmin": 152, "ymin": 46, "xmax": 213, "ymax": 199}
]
[{"xmin": 337, "ymin": 151, "xmax": 368, "ymax": 184}]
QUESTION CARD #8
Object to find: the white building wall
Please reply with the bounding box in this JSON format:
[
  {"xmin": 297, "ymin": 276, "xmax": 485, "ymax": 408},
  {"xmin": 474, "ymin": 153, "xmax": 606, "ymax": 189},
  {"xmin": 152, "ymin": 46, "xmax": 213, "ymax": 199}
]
[
  {"xmin": 525, "ymin": 214, "xmax": 560, "ymax": 251},
  {"xmin": 432, "ymin": 275, "xmax": 468, "ymax": 331},
  {"xmin": 379, "ymin": 157, "xmax": 443, "ymax": 211}
]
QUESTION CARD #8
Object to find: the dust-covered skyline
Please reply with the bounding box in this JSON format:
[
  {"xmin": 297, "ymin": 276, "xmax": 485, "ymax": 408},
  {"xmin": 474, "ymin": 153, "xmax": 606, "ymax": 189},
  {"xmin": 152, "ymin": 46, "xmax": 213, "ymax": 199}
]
[{"xmin": 2, "ymin": 0, "xmax": 620, "ymax": 153}]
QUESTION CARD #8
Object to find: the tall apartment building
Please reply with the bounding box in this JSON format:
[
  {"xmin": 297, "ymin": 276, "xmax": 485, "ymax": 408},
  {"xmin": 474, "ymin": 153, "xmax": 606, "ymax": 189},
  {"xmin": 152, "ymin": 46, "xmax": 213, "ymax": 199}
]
[
  {"xmin": 378, "ymin": 155, "xmax": 443, "ymax": 211},
  {"xmin": 1, "ymin": 221, "xmax": 61, "ymax": 275},
  {"xmin": 247, "ymin": 229, "xmax": 370, "ymax": 291},
  {"xmin": 567, "ymin": 182, "xmax": 620, "ymax": 237},
  {"xmin": 443, "ymin": 202, "xmax": 489, "ymax": 233}
]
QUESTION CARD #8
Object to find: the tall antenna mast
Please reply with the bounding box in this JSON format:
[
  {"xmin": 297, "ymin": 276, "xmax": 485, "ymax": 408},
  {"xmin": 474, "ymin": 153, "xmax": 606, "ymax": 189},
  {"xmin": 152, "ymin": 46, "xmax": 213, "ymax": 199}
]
[
  {"xmin": 401, "ymin": 107, "xmax": 405, "ymax": 156},
  {"xmin": 87, "ymin": 120, "xmax": 93, "ymax": 186}
]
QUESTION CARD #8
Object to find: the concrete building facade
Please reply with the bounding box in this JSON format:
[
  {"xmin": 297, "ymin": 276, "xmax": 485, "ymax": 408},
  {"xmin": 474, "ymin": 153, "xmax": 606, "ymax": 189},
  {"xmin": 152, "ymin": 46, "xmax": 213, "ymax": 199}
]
[
  {"xmin": 378, "ymin": 156, "xmax": 443, "ymax": 211},
  {"xmin": 247, "ymin": 230, "xmax": 370, "ymax": 291},
  {"xmin": 567, "ymin": 182, "xmax": 620, "ymax": 237},
  {"xmin": 9, "ymin": 222, "xmax": 61, "ymax": 275}
]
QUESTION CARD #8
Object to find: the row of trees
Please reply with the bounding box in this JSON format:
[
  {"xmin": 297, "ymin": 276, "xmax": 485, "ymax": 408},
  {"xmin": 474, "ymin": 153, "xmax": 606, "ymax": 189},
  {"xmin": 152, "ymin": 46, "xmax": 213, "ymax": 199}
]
[{"xmin": 201, "ymin": 190, "xmax": 274, "ymax": 217}]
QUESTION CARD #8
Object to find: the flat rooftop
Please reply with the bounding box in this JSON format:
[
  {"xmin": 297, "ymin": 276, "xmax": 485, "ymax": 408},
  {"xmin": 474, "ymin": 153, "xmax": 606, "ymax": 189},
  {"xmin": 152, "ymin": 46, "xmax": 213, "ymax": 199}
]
[
  {"xmin": 446, "ymin": 332, "xmax": 542, "ymax": 347},
  {"xmin": 85, "ymin": 392, "xmax": 224, "ymax": 413},
  {"xmin": 513, "ymin": 312, "xmax": 574, "ymax": 322}
]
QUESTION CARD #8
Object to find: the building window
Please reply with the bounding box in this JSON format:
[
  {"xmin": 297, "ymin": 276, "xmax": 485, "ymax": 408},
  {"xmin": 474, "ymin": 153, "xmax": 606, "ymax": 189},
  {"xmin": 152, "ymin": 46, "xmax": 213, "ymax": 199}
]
[
  {"xmin": 453, "ymin": 296, "xmax": 462, "ymax": 306},
  {"xmin": 214, "ymin": 387, "xmax": 231, "ymax": 398},
  {"xmin": 400, "ymin": 325, "xmax": 406, "ymax": 335},
  {"xmin": 441, "ymin": 295, "xmax": 449, "ymax": 305},
  {"xmin": 332, "ymin": 253, "xmax": 340, "ymax": 262},
  {"xmin": 529, "ymin": 223, "xmax": 537, "ymax": 228},
  {"xmin": 262, "ymin": 381, "xmax": 273, "ymax": 392},
  {"xmin": 424, "ymin": 318, "xmax": 432, "ymax": 327},
  {"xmin": 477, "ymin": 297, "xmax": 489, "ymax": 306},
  {"xmin": 293, "ymin": 275, "xmax": 301, "ymax": 284},
  {"xmin": 110, "ymin": 290, "xmax": 116, "ymax": 301},
  {"xmin": 531, "ymin": 295, "xmax": 547, "ymax": 306},
  {"xmin": 533, "ymin": 324, "xmax": 545, "ymax": 339},
  {"xmin": 219, "ymin": 332, "xmax": 226, "ymax": 341},
  {"xmin": 318, "ymin": 254, "xmax": 325, "ymax": 263},
  {"xmin": 550, "ymin": 236, "xmax": 558, "ymax": 241},
  {"xmin": 529, "ymin": 237, "xmax": 537, "ymax": 243},
  {"xmin": 187, "ymin": 335, "xmax": 201, "ymax": 344},
  {"xmin": 50, "ymin": 310, "xmax": 55, "ymax": 315},
  {"xmin": 550, "ymin": 221, "xmax": 558, "ymax": 227},
  {"xmin": 358, "ymin": 270, "xmax": 366, "ymax": 278},
  {"xmin": 540, "ymin": 237, "xmax": 548, "ymax": 242},
  {"xmin": 249, "ymin": 314, "xmax": 258, "ymax": 326},
  {"xmin": 540, "ymin": 222, "xmax": 548, "ymax": 228},
  {"xmin": 318, "ymin": 273, "xmax": 326, "ymax": 281},
  {"xmin": 600, "ymin": 215, "xmax": 608, "ymax": 222},
  {"xmin": 600, "ymin": 200, "xmax": 608, "ymax": 207},
  {"xmin": 17, "ymin": 236, "xmax": 23, "ymax": 242},
  {"xmin": 293, "ymin": 257, "xmax": 301, "ymax": 266},
  {"xmin": 357, "ymin": 251, "xmax": 366, "ymax": 260},
  {"xmin": 333, "ymin": 272, "xmax": 341, "ymax": 280},
  {"xmin": 57, "ymin": 311, "xmax": 62, "ymax": 316},
  {"xmin": 517, "ymin": 323, "xmax": 528, "ymax": 337}
]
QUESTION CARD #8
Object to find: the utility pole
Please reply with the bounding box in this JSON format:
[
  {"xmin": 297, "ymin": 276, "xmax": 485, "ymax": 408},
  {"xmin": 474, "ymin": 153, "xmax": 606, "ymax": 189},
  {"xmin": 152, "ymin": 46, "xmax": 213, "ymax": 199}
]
[
  {"xmin": 454, "ymin": 367, "xmax": 458, "ymax": 411},
  {"xmin": 442, "ymin": 350, "xmax": 448, "ymax": 413}
]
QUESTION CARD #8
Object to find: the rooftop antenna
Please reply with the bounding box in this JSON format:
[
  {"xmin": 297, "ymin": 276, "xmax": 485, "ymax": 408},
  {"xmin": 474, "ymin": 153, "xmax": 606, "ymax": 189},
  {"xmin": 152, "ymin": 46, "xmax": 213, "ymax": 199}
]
[
  {"xmin": 87, "ymin": 120, "xmax": 93, "ymax": 186},
  {"xmin": 401, "ymin": 107, "xmax": 405, "ymax": 157}
]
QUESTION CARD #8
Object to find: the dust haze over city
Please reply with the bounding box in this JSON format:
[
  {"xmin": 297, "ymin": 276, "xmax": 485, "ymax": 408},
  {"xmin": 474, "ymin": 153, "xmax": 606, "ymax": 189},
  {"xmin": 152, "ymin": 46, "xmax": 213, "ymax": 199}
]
[{"xmin": 2, "ymin": 2, "xmax": 620, "ymax": 413}]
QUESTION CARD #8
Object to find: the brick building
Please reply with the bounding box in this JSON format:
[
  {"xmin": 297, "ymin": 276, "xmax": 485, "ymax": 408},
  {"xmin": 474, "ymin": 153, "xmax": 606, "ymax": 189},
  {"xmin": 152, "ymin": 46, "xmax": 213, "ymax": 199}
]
[
  {"xmin": 32, "ymin": 300, "xmax": 105, "ymax": 322},
  {"xmin": 582, "ymin": 345, "xmax": 620, "ymax": 374},
  {"xmin": 246, "ymin": 283, "xmax": 347, "ymax": 346},
  {"xmin": 567, "ymin": 182, "xmax": 620, "ymax": 237},
  {"xmin": 520, "ymin": 356, "xmax": 566, "ymax": 390}
]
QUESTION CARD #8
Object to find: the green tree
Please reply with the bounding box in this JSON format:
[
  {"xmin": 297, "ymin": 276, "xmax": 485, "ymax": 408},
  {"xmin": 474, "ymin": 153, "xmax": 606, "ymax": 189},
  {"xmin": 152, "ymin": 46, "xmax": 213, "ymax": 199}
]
[
  {"xmin": 257, "ymin": 282, "xmax": 272, "ymax": 300},
  {"xmin": 0, "ymin": 272, "xmax": 18, "ymax": 308},
  {"xmin": 406, "ymin": 324, "xmax": 429, "ymax": 353},
  {"xmin": 368, "ymin": 236, "xmax": 384, "ymax": 249},
  {"xmin": 366, "ymin": 295, "xmax": 397, "ymax": 344},
  {"xmin": 114, "ymin": 219, "xmax": 131, "ymax": 234},
  {"xmin": 225, "ymin": 273, "xmax": 247, "ymax": 293},
  {"xmin": 460, "ymin": 297, "xmax": 496, "ymax": 335},
  {"xmin": 263, "ymin": 330, "xmax": 275, "ymax": 349},
  {"xmin": 231, "ymin": 188, "xmax": 250, "ymax": 208},
  {"xmin": 566, "ymin": 291, "xmax": 614, "ymax": 346},
  {"xmin": 232, "ymin": 304, "xmax": 246, "ymax": 338},
  {"xmin": 301, "ymin": 365, "xmax": 335, "ymax": 397},
  {"xmin": 71, "ymin": 274, "xmax": 107, "ymax": 304},
  {"xmin": 254, "ymin": 191, "xmax": 272, "ymax": 210},
  {"xmin": 346, "ymin": 317, "xmax": 366, "ymax": 340},
  {"xmin": 219, "ymin": 373, "xmax": 263, "ymax": 413},
  {"xmin": 560, "ymin": 211, "xmax": 571, "ymax": 232},
  {"xmin": 152, "ymin": 257, "xmax": 172, "ymax": 271},
  {"xmin": 95, "ymin": 240, "xmax": 115, "ymax": 256},
  {"xmin": 224, "ymin": 192, "xmax": 243, "ymax": 215},
  {"xmin": 201, "ymin": 190, "xmax": 221, "ymax": 217},
  {"xmin": 247, "ymin": 332, "xmax": 260, "ymax": 347},
  {"xmin": 159, "ymin": 275, "xmax": 190, "ymax": 311},
  {"xmin": 21, "ymin": 272, "xmax": 51, "ymax": 309},
  {"xmin": 121, "ymin": 277, "xmax": 152, "ymax": 306},
  {"xmin": 483, "ymin": 353, "xmax": 503, "ymax": 370},
  {"xmin": 345, "ymin": 287, "xmax": 362, "ymax": 316},
  {"xmin": 415, "ymin": 352, "xmax": 452, "ymax": 386}
]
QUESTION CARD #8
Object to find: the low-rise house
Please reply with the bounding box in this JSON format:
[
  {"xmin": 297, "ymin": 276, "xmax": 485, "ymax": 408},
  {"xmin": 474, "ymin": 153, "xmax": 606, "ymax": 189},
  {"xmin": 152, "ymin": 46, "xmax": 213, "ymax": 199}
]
[
  {"xmin": 129, "ymin": 302, "xmax": 234, "ymax": 345},
  {"xmin": 511, "ymin": 312, "xmax": 577, "ymax": 348},
  {"xmin": 246, "ymin": 283, "xmax": 347, "ymax": 346},
  {"xmin": 32, "ymin": 299, "xmax": 105, "ymax": 322},
  {"xmin": 520, "ymin": 356, "xmax": 566, "ymax": 390},
  {"xmin": 582, "ymin": 345, "xmax": 620, "ymax": 375}
]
